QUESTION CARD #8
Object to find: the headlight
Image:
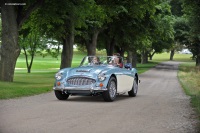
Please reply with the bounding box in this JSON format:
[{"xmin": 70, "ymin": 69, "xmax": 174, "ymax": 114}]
[
  {"xmin": 98, "ymin": 73, "xmax": 106, "ymax": 81},
  {"xmin": 55, "ymin": 72, "xmax": 63, "ymax": 80}
]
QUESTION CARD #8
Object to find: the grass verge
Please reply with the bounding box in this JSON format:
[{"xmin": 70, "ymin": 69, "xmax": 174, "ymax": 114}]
[
  {"xmin": 178, "ymin": 63, "xmax": 200, "ymax": 118},
  {"xmin": 0, "ymin": 72, "xmax": 55, "ymax": 99}
]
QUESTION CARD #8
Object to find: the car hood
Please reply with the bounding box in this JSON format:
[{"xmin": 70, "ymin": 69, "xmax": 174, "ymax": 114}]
[{"xmin": 66, "ymin": 65, "xmax": 113, "ymax": 78}]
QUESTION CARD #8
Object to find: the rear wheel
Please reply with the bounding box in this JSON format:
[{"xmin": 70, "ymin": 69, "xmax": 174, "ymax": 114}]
[
  {"xmin": 103, "ymin": 77, "xmax": 117, "ymax": 102},
  {"xmin": 128, "ymin": 77, "xmax": 138, "ymax": 97},
  {"xmin": 54, "ymin": 90, "xmax": 69, "ymax": 100}
]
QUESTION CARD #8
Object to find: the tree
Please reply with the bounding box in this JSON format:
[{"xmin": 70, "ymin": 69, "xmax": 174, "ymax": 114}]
[
  {"xmin": 170, "ymin": 0, "xmax": 183, "ymax": 17},
  {"xmin": 172, "ymin": 16, "xmax": 190, "ymax": 61},
  {"xmin": 0, "ymin": 15, "xmax": 1, "ymax": 45},
  {"xmin": 33, "ymin": 0, "xmax": 99, "ymax": 69},
  {"xmin": 0, "ymin": 0, "xmax": 43, "ymax": 82},
  {"xmin": 37, "ymin": 0, "xmax": 75, "ymax": 69},
  {"xmin": 170, "ymin": 0, "xmax": 184, "ymax": 60},
  {"xmin": 182, "ymin": 0, "xmax": 200, "ymax": 66},
  {"xmin": 148, "ymin": 1, "xmax": 174, "ymax": 61},
  {"xmin": 80, "ymin": 4, "xmax": 106, "ymax": 56},
  {"xmin": 19, "ymin": 30, "xmax": 45, "ymax": 73},
  {"xmin": 97, "ymin": 0, "xmax": 159, "ymax": 65},
  {"xmin": 119, "ymin": 1, "xmax": 174, "ymax": 64}
]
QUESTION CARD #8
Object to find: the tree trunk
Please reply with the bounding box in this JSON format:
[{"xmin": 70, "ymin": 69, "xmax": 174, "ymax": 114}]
[
  {"xmin": 141, "ymin": 52, "xmax": 145, "ymax": 64},
  {"xmin": 196, "ymin": 58, "xmax": 200, "ymax": 66},
  {"xmin": 23, "ymin": 47, "xmax": 31, "ymax": 73},
  {"xmin": 127, "ymin": 51, "xmax": 135, "ymax": 68},
  {"xmin": 149, "ymin": 51, "xmax": 155, "ymax": 60},
  {"xmin": 132, "ymin": 49, "xmax": 137, "ymax": 68},
  {"xmin": 196, "ymin": 44, "xmax": 200, "ymax": 66},
  {"xmin": 127, "ymin": 51, "xmax": 133, "ymax": 64},
  {"xmin": 28, "ymin": 52, "xmax": 35, "ymax": 73},
  {"xmin": 120, "ymin": 50, "xmax": 125, "ymax": 57},
  {"xmin": 105, "ymin": 36, "xmax": 115, "ymax": 56},
  {"xmin": 141, "ymin": 50, "xmax": 148, "ymax": 64},
  {"xmin": 86, "ymin": 29, "xmax": 100, "ymax": 56},
  {"xmin": 60, "ymin": 24, "xmax": 74, "ymax": 69},
  {"xmin": 0, "ymin": 3, "xmax": 20, "ymax": 82},
  {"xmin": 115, "ymin": 45, "xmax": 125, "ymax": 57},
  {"xmin": 170, "ymin": 49, "xmax": 175, "ymax": 60},
  {"xmin": 22, "ymin": 35, "xmax": 37, "ymax": 74},
  {"xmin": 0, "ymin": 0, "xmax": 43, "ymax": 82},
  {"xmin": 127, "ymin": 49, "xmax": 137, "ymax": 68}
]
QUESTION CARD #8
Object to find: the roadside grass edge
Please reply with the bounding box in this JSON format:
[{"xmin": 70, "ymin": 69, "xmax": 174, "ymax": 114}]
[{"xmin": 178, "ymin": 63, "xmax": 200, "ymax": 120}]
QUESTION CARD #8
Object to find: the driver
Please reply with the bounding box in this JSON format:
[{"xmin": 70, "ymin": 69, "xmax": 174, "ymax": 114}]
[{"xmin": 92, "ymin": 56, "xmax": 100, "ymax": 65}]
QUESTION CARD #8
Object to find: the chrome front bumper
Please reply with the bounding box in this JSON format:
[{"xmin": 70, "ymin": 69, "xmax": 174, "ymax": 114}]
[{"xmin": 53, "ymin": 86, "xmax": 107, "ymax": 92}]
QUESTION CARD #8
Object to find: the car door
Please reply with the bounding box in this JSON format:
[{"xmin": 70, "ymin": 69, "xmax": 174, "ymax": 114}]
[{"xmin": 115, "ymin": 68, "xmax": 134, "ymax": 93}]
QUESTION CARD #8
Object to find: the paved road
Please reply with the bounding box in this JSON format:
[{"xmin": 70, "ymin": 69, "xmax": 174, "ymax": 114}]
[{"xmin": 0, "ymin": 61, "xmax": 199, "ymax": 133}]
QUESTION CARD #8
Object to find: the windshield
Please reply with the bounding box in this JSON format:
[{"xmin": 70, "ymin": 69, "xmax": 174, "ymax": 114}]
[{"xmin": 80, "ymin": 56, "xmax": 124, "ymax": 67}]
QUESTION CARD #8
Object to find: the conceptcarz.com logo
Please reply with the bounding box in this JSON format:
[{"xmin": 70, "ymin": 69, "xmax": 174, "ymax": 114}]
[{"xmin": 5, "ymin": 3, "xmax": 26, "ymax": 6}]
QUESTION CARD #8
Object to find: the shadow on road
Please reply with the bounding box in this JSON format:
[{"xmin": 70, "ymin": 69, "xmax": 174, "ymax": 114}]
[
  {"xmin": 53, "ymin": 94, "xmax": 136, "ymax": 102},
  {"xmin": 153, "ymin": 62, "xmax": 179, "ymax": 71}
]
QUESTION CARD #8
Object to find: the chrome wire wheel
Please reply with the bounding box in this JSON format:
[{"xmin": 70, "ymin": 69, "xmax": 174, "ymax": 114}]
[
  {"xmin": 103, "ymin": 77, "xmax": 117, "ymax": 102},
  {"xmin": 109, "ymin": 81, "xmax": 117, "ymax": 98}
]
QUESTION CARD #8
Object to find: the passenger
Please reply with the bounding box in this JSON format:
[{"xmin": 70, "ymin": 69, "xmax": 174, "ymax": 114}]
[{"xmin": 113, "ymin": 53, "xmax": 123, "ymax": 68}]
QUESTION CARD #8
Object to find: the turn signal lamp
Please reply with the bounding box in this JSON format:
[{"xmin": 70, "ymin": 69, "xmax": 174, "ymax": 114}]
[
  {"xmin": 57, "ymin": 82, "xmax": 61, "ymax": 86},
  {"xmin": 99, "ymin": 83, "xmax": 103, "ymax": 87}
]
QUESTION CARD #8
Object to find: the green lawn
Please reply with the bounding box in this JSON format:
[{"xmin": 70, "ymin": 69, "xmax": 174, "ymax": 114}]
[
  {"xmin": 16, "ymin": 51, "xmax": 85, "ymax": 70},
  {"xmin": 153, "ymin": 52, "xmax": 193, "ymax": 62},
  {"xmin": 0, "ymin": 51, "xmax": 194, "ymax": 99},
  {"xmin": 0, "ymin": 73, "xmax": 55, "ymax": 99}
]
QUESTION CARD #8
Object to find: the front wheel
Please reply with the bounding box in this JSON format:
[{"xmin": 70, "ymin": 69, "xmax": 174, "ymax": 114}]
[
  {"xmin": 54, "ymin": 90, "xmax": 69, "ymax": 100},
  {"xmin": 103, "ymin": 77, "xmax": 117, "ymax": 102},
  {"xmin": 128, "ymin": 78, "xmax": 138, "ymax": 97}
]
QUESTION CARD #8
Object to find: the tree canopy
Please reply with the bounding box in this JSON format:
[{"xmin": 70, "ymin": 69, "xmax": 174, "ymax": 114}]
[
  {"xmin": 1, "ymin": 0, "xmax": 199, "ymax": 82},
  {"xmin": 182, "ymin": 0, "xmax": 200, "ymax": 65}
]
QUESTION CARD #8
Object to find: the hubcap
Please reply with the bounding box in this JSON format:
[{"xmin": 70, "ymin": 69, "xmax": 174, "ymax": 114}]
[{"xmin": 109, "ymin": 81, "xmax": 116, "ymax": 98}]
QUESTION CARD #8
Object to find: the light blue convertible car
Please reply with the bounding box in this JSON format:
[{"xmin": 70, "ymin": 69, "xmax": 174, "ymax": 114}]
[{"xmin": 53, "ymin": 56, "xmax": 139, "ymax": 102}]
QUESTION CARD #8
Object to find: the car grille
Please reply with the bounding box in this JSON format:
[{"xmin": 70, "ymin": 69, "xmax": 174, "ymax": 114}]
[{"xmin": 67, "ymin": 77, "xmax": 96, "ymax": 86}]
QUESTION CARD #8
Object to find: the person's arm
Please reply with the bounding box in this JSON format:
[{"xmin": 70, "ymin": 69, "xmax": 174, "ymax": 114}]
[{"xmin": 118, "ymin": 63, "xmax": 123, "ymax": 68}]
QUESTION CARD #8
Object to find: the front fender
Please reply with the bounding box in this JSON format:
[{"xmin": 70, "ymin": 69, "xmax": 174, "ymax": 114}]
[{"xmin": 131, "ymin": 68, "xmax": 137, "ymax": 76}]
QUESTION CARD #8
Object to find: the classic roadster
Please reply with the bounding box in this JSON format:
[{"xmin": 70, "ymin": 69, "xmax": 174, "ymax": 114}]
[{"xmin": 53, "ymin": 56, "xmax": 139, "ymax": 102}]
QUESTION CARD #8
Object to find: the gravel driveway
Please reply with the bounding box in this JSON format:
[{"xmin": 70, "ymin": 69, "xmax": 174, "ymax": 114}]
[{"xmin": 0, "ymin": 61, "xmax": 199, "ymax": 133}]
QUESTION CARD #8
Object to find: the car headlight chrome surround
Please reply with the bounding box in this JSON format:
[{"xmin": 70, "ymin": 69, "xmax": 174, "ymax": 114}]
[
  {"xmin": 55, "ymin": 72, "xmax": 63, "ymax": 80},
  {"xmin": 98, "ymin": 73, "xmax": 106, "ymax": 81}
]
